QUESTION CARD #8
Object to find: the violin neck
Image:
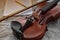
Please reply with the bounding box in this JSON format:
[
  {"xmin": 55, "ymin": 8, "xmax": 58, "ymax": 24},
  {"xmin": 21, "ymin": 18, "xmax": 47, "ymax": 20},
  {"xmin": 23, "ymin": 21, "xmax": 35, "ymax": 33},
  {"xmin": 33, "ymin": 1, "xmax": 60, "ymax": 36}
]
[{"xmin": 39, "ymin": 0, "xmax": 60, "ymax": 14}]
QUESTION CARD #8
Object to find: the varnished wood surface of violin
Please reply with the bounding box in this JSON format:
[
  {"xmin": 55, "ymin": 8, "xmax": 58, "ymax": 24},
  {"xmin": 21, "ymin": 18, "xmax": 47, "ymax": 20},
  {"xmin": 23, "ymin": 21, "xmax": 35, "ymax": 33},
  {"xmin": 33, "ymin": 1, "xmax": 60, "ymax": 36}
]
[{"xmin": 11, "ymin": 1, "xmax": 60, "ymax": 40}]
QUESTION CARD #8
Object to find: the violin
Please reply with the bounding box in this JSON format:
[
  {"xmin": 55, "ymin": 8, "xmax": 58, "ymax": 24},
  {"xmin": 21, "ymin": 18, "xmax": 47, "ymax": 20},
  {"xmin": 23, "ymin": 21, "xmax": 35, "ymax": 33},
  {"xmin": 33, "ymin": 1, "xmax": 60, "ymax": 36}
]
[{"xmin": 11, "ymin": 0, "xmax": 60, "ymax": 40}]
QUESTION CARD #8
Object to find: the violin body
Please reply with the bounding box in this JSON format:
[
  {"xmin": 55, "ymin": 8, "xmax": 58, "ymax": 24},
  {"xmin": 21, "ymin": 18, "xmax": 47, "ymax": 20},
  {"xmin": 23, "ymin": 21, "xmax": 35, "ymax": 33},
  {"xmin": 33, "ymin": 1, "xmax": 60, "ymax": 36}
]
[{"xmin": 11, "ymin": 2, "xmax": 60, "ymax": 40}]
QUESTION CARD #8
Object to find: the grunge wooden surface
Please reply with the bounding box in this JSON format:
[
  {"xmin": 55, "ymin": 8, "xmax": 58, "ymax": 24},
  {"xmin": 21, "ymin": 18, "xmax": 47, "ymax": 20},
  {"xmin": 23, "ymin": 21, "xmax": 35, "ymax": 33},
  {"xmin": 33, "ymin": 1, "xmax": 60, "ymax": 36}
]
[{"xmin": 0, "ymin": 0, "xmax": 60, "ymax": 40}]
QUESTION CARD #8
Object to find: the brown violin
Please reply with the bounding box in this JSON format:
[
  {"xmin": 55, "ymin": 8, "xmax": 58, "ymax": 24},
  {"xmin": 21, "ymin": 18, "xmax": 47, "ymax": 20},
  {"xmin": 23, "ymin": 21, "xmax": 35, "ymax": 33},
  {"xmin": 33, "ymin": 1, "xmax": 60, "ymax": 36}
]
[{"xmin": 11, "ymin": 0, "xmax": 60, "ymax": 40}]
